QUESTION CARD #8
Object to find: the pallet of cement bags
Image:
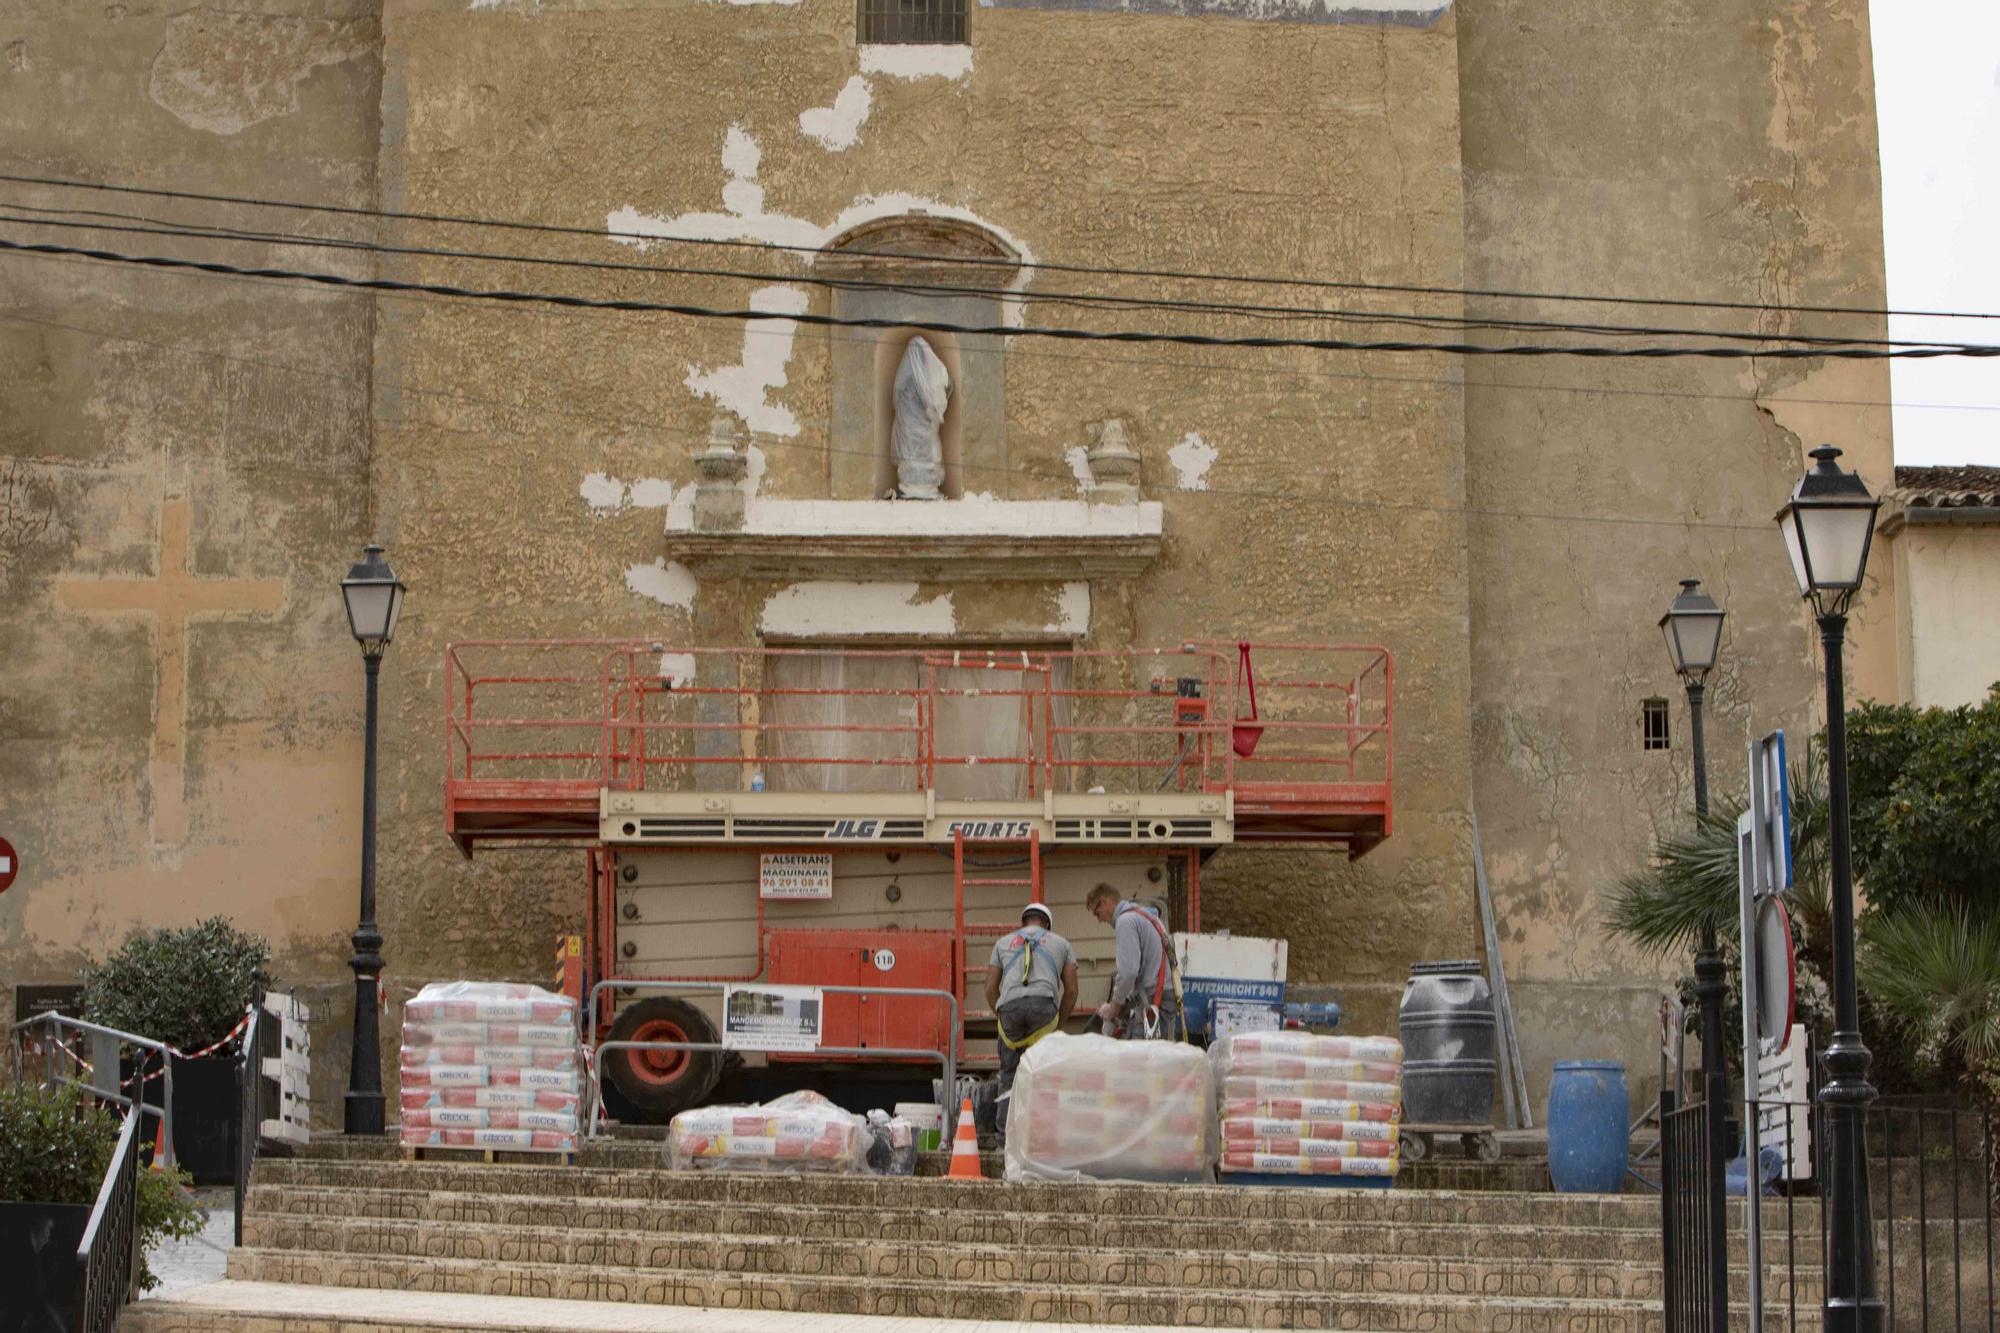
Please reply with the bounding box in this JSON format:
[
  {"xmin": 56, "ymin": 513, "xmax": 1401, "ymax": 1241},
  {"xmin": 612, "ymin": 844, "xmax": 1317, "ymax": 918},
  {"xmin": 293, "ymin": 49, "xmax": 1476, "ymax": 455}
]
[
  {"xmin": 1003, "ymin": 1033, "xmax": 1212, "ymax": 1184},
  {"xmin": 1211, "ymin": 1030, "xmax": 1403, "ymax": 1187}
]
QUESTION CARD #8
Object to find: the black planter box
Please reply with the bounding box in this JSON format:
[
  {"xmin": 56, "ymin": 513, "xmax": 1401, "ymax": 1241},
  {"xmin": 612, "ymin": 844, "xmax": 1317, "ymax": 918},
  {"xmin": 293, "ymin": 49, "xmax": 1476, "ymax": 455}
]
[
  {"xmin": 0, "ymin": 1200, "xmax": 88, "ymax": 1333},
  {"xmin": 136, "ymin": 1053, "xmax": 241, "ymax": 1186}
]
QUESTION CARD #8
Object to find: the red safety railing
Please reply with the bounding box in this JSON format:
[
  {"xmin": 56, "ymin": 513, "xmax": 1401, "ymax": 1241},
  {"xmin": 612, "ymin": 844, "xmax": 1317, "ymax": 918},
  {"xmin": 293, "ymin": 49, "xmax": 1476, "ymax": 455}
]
[{"xmin": 443, "ymin": 640, "xmax": 1392, "ymax": 842}]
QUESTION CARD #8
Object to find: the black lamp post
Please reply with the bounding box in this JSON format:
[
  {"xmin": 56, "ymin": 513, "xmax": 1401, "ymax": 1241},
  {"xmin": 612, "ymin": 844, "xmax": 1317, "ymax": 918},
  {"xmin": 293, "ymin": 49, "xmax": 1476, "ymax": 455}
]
[
  {"xmin": 339, "ymin": 544, "xmax": 405, "ymax": 1136},
  {"xmin": 1659, "ymin": 576, "xmax": 1728, "ymax": 1329},
  {"xmin": 1775, "ymin": 445, "xmax": 1884, "ymax": 1333}
]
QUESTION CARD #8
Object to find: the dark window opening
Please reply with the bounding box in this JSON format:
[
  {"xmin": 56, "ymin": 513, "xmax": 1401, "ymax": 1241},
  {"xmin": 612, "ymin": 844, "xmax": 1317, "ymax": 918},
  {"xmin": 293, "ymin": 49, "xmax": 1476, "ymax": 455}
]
[
  {"xmin": 858, "ymin": 0, "xmax": 966, "ymax": 44},
  {"xmin": 1642, "ymin": 698, "xmax": 1670, "ymax": 751}
]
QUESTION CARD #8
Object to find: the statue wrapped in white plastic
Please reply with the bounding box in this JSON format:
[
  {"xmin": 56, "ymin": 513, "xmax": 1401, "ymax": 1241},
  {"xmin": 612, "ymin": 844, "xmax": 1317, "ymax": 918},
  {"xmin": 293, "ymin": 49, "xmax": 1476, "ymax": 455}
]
[{"xmin": 890, "ymin": 336, "xmax": 950, "ymax": 500}]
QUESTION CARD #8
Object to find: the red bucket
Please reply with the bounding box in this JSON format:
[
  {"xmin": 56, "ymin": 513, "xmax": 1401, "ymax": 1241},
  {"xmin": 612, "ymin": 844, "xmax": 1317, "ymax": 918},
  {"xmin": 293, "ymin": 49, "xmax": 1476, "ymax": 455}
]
[{"xmin": 1231, "ymin": 643, "xmax": 1262, "ymax": 759}]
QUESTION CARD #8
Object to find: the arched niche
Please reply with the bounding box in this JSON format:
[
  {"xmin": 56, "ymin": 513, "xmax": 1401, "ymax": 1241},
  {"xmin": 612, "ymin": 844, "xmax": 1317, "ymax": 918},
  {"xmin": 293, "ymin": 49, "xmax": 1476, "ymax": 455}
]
[{"xmin": 819, "ymin": 214, "xmax": 1024, "ymax": 501}]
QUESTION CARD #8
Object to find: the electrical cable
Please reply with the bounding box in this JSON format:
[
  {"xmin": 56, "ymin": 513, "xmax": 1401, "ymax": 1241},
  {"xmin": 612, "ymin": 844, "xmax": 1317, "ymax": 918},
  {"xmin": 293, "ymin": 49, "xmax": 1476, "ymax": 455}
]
[
  {"xmin": 0, "ymin": 200, "xmax": 1951, "ymax": 351},
  {"xmin": 3, "ymin": 233, "xmax": 1994, "ymax": 360},
  {"xmin": 3, "ymin": 168, "xmax": 1992, "ymax": 325}
]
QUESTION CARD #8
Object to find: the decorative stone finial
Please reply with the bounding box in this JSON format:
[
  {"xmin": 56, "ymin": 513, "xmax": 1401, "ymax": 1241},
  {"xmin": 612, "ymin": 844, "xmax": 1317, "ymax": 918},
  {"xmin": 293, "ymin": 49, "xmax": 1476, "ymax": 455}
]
[
  {"xmin": 1084, "ymin": 418, "xmax": 1142, "ymax": 505},
  {"xmin": 694, "ymin": 417, "xmax": 748, "ymax": 532}
]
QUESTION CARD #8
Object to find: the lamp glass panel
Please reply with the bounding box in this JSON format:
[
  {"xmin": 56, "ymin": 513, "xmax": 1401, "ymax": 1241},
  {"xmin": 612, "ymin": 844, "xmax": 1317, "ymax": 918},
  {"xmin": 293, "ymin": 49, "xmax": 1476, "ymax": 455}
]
[
  {"xmin": 1798, "ymin": 504, "xmax": 1874, "ymax": 589},
  {"xmin": 1780, "ymin": 511, "xmax": 1811, "ymax": 595},
  {"xmin": 344, "ymin": 582, "xmax": 394, "ymax": 641},
  {"xmin": 382, "ymin": 582, "xmax": 405, "ymax": 644},
  {"xmin": 1675, "ymin": 613, "xmax": 1723, "ymax": 673}
]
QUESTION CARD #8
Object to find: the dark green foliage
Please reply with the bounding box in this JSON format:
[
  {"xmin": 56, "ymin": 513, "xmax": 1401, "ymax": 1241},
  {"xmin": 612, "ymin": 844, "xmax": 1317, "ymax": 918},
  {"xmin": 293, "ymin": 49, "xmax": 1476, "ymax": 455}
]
[
  {"xmin": 1847, "ymin": 687, "xmax": 2000, "ymax": 919},
  {"xmin": 81, "ymin": 916, "xmax": 271, "ymax": 1052},
  {"xmin": 1860, "ymin": 905, "xmax": 2000, "ymax": 1089},
  {"xmin": 0, "ymin": 1082, "xmax": 114, "ymax": 1206},
  {"xmin": 0, "ymin": 1082, "xmax": 205, "ymax": 1291}
]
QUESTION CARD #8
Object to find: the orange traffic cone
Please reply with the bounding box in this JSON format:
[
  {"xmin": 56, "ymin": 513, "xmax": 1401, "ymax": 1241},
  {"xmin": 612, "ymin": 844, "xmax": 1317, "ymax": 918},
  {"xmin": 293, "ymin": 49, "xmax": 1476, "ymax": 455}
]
[
  {"xmin": 148, "ymin": 1116, "xmax": 167, "ymax": 1172},
  {"xmin": 945, "ymin": 1097, "xmax": 984, "ymax": 1180}
]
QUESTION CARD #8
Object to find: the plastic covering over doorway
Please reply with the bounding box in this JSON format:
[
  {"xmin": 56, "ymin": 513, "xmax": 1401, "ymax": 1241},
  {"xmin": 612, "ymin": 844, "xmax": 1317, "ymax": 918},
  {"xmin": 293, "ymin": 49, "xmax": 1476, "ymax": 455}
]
[{"xmin": 764, "ymin": 649, "xmax": 1074, "ymax": 798}]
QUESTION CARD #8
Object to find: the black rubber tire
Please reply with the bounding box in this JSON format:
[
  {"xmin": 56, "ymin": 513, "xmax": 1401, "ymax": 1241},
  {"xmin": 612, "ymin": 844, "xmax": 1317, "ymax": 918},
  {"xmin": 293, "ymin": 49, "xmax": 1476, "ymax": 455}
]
[{"xmin": 601, "ymin": 996, "xmax": 723, "ymax": 1123}]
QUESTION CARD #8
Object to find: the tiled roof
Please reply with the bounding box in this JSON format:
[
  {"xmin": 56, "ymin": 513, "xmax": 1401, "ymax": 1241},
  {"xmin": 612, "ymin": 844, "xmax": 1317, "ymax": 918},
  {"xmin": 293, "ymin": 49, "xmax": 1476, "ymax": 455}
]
[{"xmin": 1891, "ymin": 465, "xmax": 2000, "ymax": 509}]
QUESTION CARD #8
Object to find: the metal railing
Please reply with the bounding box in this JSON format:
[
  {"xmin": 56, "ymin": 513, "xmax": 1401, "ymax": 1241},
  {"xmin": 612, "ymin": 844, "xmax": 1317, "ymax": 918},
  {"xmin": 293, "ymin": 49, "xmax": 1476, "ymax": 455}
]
[
  {"xmin": 1663, "ymin": 1091, "xmax": 1998, "ymax": 1333},
  {"xmin": 10, "ymin": 1011, "xmax": 174, "ymax": 1171},
  {"xmin": 584, "ymin": 979, "xmax": 959, "ymax": 1137},
  {"xmin": 444, "ymin": 639, "xmax": 1393, "ymax": 802},
  {"xmin": 71, "ymin": 1103, "xmax": 142, "ymax": 1333}
]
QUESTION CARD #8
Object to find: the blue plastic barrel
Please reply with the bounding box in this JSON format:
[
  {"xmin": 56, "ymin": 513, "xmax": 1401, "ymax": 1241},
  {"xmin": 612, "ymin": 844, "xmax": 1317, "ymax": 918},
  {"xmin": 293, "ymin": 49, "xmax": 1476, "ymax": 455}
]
[{"xmin": 1547, "ymin": 1060, "xmax": 1628, "ymax": 1193}]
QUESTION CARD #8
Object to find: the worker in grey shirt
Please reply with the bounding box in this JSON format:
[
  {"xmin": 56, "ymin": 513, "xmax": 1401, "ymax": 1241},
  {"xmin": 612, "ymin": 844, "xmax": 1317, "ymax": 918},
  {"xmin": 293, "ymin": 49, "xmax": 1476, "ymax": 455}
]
[
  {"xmin": 984, "ymin": 903, "xmax": 1078, "ymax": 1135},
  {"xmin": 1087, "ymin": 883, "xmax": 1184, "ymax": 1040}
]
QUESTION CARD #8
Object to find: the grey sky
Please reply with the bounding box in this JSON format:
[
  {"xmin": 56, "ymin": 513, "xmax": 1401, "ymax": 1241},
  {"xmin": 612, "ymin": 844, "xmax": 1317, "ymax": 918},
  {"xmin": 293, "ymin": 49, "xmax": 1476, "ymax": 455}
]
[{"xmin": 1871, "ymin": 1, "xmax": 2000, "ymax": 468}]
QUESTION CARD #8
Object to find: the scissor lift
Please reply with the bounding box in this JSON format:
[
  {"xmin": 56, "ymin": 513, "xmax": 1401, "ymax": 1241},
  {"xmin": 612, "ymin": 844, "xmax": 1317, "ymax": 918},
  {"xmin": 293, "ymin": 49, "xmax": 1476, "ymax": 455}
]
[{"xmin": 443, "ymin": 639, "xmax": 1392, "ymax": 1121}]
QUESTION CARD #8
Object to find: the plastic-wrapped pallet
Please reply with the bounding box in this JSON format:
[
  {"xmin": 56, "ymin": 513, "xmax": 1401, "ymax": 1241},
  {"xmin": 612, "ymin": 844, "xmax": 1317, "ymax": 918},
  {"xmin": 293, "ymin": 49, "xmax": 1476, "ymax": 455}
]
[
  {"xmin": 666, "ymin": 1090, "xmax": 868, "ymax": 1173},
  {"xmin": 1003, "ymin": 1033, "xmax": 1212, "ymax": 1184},
  {"xmin": 398, "ymin": 981, "xmax": 580, "ymax": 1155},
  {"xmin": 1210, "ymin": 1031, "xmax": 1402, "ymax": 1182}
]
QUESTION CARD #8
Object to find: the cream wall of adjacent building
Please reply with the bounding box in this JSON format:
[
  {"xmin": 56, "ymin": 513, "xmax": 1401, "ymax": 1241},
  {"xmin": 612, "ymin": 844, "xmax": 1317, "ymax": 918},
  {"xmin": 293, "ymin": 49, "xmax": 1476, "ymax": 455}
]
[{"xmin": 1891, "ymin": 522, "xmax": 2000, "ymax": 707}]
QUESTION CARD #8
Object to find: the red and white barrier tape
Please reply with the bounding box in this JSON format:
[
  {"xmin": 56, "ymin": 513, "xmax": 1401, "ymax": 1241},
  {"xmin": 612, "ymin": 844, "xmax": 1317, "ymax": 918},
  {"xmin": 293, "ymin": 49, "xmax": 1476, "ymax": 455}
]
[{"xmin": 121, "ymin": 1008, "xmax": 254, "ymax": 1088}]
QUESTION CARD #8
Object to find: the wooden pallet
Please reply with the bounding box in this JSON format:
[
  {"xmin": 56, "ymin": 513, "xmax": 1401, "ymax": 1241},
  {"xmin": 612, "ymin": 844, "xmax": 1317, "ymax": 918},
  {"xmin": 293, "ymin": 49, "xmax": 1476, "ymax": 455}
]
[{"xmin": 400, "ymin": 1145, "xmax": 577, "ymax": 1167}]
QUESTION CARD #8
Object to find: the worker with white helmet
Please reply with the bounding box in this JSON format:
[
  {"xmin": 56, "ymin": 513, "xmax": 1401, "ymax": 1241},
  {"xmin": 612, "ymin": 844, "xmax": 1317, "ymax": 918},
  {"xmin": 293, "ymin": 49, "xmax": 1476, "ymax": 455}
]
[{"xmin": 983, "ymin": 902, "xmax": 1078, "ymax": 1137}]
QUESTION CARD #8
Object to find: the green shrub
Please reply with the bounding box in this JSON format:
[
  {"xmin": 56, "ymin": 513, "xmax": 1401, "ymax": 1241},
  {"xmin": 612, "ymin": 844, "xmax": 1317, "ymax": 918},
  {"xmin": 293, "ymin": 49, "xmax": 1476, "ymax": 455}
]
[
  {"xmin": 81, "ymin": 916, "xmax": 271, "ymax": 1053},
  {"xmin": 0, "ymin": 1083, "xmax": 206, "ymax": 1291}
]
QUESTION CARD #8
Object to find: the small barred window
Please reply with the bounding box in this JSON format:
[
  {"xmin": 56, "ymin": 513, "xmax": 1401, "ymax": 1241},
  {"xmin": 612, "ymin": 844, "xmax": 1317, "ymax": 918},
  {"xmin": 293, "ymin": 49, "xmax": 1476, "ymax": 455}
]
[
  {"xmin": 858, "ymin": 0, "xmax": 967, "ymax": 45},
  {"xmin": 1642, "ymin": 698, "xmax": 1670, "ymax": 751}
]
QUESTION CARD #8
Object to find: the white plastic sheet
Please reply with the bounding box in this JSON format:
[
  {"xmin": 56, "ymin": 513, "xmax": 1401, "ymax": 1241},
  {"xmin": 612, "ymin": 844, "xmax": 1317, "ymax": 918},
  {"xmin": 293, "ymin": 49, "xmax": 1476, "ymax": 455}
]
[
  {"xmin": 666, "ymin": 1089, "xmax": 869, "ymax": 1173},
  {"xmin": 1003, "ymin": 1032, "xmax": 1212, "ymax": 1183},
  {"xmin": 398, "ymin": 981, "xmax": 581, "ymax": 1154},
  {"xmin": 1210, "ymin": 1030, "xmax": 1402, "ymax": 1180}
]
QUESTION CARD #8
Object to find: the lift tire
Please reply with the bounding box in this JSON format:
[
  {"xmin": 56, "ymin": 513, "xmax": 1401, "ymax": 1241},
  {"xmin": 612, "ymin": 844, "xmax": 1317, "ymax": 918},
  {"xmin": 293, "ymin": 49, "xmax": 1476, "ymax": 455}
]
[{"xmin": 602, "ymin": 997, "xmax": 723, "ymax": 1122}]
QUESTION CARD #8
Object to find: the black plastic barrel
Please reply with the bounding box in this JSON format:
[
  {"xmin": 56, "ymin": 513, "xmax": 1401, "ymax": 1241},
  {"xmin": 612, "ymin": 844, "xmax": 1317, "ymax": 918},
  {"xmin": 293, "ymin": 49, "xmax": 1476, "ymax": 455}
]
[{"xmin": 1399, "ymin": 960, "xmax": 1498, "ymax": 1125}]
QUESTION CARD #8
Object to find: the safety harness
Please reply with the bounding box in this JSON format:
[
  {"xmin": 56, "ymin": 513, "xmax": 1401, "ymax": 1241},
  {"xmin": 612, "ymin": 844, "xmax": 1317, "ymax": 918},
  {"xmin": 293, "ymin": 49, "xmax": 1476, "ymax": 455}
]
[
  {"xmin": 996, "ymin": 927, "xmax": 1064, "ymax": 1051},
  {"xmin": 1118, "ymin": 904, "xmax": 1186, "ymax": 1041}
]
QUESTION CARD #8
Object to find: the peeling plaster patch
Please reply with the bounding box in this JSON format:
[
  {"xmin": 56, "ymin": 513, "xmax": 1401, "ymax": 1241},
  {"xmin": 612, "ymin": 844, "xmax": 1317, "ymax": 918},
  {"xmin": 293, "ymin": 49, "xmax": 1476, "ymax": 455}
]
[
  {"xmin": 685, "ymin": 285, "xmax": 808, "ymax": 438},
  {"xmin": 741, "ymin": 442, "xmax": 769, "ymax": 497},
  {"xmin": 658, "ymin": 652, "xmax": 698, "ymax": 686},
  {"xmin": 800, "ymin": 76, "xmax": 872, "ymax": 151},
  {"xmin": 974, "ymin": 0, "xmax": 1448, "ymax": 22},
  {"xmin": 859, "ymin": 44, "xmax": 973, "ymax": 80},
  {"xmin": 761, "ymin": 582, "xmax": 955, "ymax": 637},
  {"xmin": 580, "ymin": 472, "xmax": 627, "ymax": 513},
  {"xmin": 1050, "ymin": 581, "xmax": 1091, "ymax": 635},
  {"xmin": 625, "ymin": 559, "xmax": 698, "ymax": 611},
  {"xmin": 609, "ymin": 128, "xmax": 1039, "ymax": 326},
  {"xmin": 629, "ymin": 478, "xmax": 681, "ymax": 509},
  {"xmin": 1168, "ymin": 432, "xmax": 1218, "ymax": 491},
  {"xmin": 148, "ymin": 12, "xmax": 372, "ymax": 135},
  {"xmin": 1064, "ymin": 446, "xmax": 1092, "ymax": 489}
]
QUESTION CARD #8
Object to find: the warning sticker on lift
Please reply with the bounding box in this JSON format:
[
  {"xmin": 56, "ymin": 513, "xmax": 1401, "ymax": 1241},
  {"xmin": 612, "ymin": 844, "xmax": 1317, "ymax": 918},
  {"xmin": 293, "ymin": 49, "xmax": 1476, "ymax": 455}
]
[{"xmin": 759, "ymin": 853, "xmax": 833, "ymax": 900}]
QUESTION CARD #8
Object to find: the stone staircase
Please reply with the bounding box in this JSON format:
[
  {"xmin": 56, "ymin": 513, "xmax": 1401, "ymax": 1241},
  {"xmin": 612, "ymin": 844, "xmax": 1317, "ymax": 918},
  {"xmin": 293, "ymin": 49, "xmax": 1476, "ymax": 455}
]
[{"xmin": 124, "ymin": 1155, "xmax": 1821, "ymax": 1332}]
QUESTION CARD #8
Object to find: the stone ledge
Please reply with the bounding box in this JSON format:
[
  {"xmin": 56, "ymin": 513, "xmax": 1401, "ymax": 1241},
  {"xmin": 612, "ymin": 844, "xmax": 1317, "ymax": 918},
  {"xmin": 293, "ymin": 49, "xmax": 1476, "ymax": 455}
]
[{"xmin": 665, "ymin": 498, "xmax": 1164, "ymax": 581}]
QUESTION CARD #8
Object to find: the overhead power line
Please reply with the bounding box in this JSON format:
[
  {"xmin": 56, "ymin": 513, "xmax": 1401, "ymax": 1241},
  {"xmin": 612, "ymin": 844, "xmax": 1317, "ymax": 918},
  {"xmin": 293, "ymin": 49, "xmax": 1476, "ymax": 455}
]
[
  {"xmin": 0, "ymin": 202, "xmax": 1954, "ymax": 352},
  {"xmin": 2, "ymin": 169, "xmax": 1991, "ymax": 325},
  {"xmin": 2, "ymin": 233, "xmax": 1996, "ymax": 360}
]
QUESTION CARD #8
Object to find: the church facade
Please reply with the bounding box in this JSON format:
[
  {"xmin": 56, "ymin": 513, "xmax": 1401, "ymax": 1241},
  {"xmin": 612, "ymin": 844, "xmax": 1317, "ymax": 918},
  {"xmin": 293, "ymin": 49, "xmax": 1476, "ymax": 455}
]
[{"xmin": 0, "ymin": 0, "xmax": 1896, "ymax": 1118}]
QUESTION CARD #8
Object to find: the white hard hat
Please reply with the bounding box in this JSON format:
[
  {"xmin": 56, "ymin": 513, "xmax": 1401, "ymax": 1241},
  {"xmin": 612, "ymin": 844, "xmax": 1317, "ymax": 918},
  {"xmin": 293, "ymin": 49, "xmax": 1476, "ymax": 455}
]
[{"xmin": 1019, "ymin": 903, "xmax": 1053, "ymax": 927}]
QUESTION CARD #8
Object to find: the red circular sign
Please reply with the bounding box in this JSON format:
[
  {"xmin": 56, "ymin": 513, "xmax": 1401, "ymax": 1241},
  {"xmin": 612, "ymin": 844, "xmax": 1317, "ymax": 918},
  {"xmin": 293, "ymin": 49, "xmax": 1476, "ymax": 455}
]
[{"xmin": 0, "ymin": 837, "xmax": 15, "ymax": 894}]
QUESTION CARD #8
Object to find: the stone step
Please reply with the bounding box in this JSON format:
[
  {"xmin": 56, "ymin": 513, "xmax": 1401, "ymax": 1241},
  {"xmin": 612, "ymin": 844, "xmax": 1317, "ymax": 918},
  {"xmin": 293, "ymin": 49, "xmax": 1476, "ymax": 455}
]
[
  {"xmin": 118, "ymin": 1280, "xmax": 1192, "ymax": 1333},
  {"xmin": 248, "ymin": 1182, "xmax": 1682, "ymax": 1260},
  {"xmin": 225, "ymin": 1246, "xmax": 1730, "ymax": 1331},
  {"xmin": 243, "ymin": 1211, "xmax": 1793, "ymax": 1304},
  {"xmin": 252, "ymin": 1158, "xmax": 1684, "ymax": 1230}
]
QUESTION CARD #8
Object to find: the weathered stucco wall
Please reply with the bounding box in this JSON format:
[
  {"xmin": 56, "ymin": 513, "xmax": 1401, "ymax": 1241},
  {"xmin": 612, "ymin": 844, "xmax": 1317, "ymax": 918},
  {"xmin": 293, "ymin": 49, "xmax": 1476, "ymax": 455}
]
[
  {"xmin": 1456, "ymin": 0, "xmax": 1897, "ymax": 1116},
  {"xmin": 0, "ymin": 0, "xmax": 1897, "ymax": 1130},
  {"xmin": 0, "ymin": 0, "xmax": 381, "ymax": 1088},
  {"xmin": 364, "ymin": 0, "xmax": 1475, "ymax": 1026},
  {"xmin": 1891, "ymin": 522, "xmax": 2000, "ymax": 708}
]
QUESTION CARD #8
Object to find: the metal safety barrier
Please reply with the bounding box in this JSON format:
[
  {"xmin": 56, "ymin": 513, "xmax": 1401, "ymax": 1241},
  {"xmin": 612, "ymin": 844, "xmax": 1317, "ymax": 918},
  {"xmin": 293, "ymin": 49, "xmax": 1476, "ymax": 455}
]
[
  {"xmin": 9, "ymin": 1011, "xmax": 175, "ymax": 1172},
  {"xmin": 584, "ymin": 979, "xmax": 959, "ymax": 1137}
]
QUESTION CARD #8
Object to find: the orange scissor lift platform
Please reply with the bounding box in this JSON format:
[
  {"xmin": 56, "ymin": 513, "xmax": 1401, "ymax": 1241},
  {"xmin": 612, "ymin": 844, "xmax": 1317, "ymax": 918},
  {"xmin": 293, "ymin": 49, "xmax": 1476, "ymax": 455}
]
[{"xmin": 441, "ymin": 640, "xmax": 1391, "ymax": 1103}]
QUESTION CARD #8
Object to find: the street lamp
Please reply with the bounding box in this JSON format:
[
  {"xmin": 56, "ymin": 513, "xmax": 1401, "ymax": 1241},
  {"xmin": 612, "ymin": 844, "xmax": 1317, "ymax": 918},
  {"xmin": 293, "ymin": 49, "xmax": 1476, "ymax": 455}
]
[
  {"xmin": 339, "ymin": 544, "xmax": 405, "ymax": 1135},
  {"xmin": 1659, "ymin": 576, "xmax": 1728, "ymax": 1332},
  {"xmin": 1775, "ymin": 445, "xmax": 1883, "ymax": 1333}
]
